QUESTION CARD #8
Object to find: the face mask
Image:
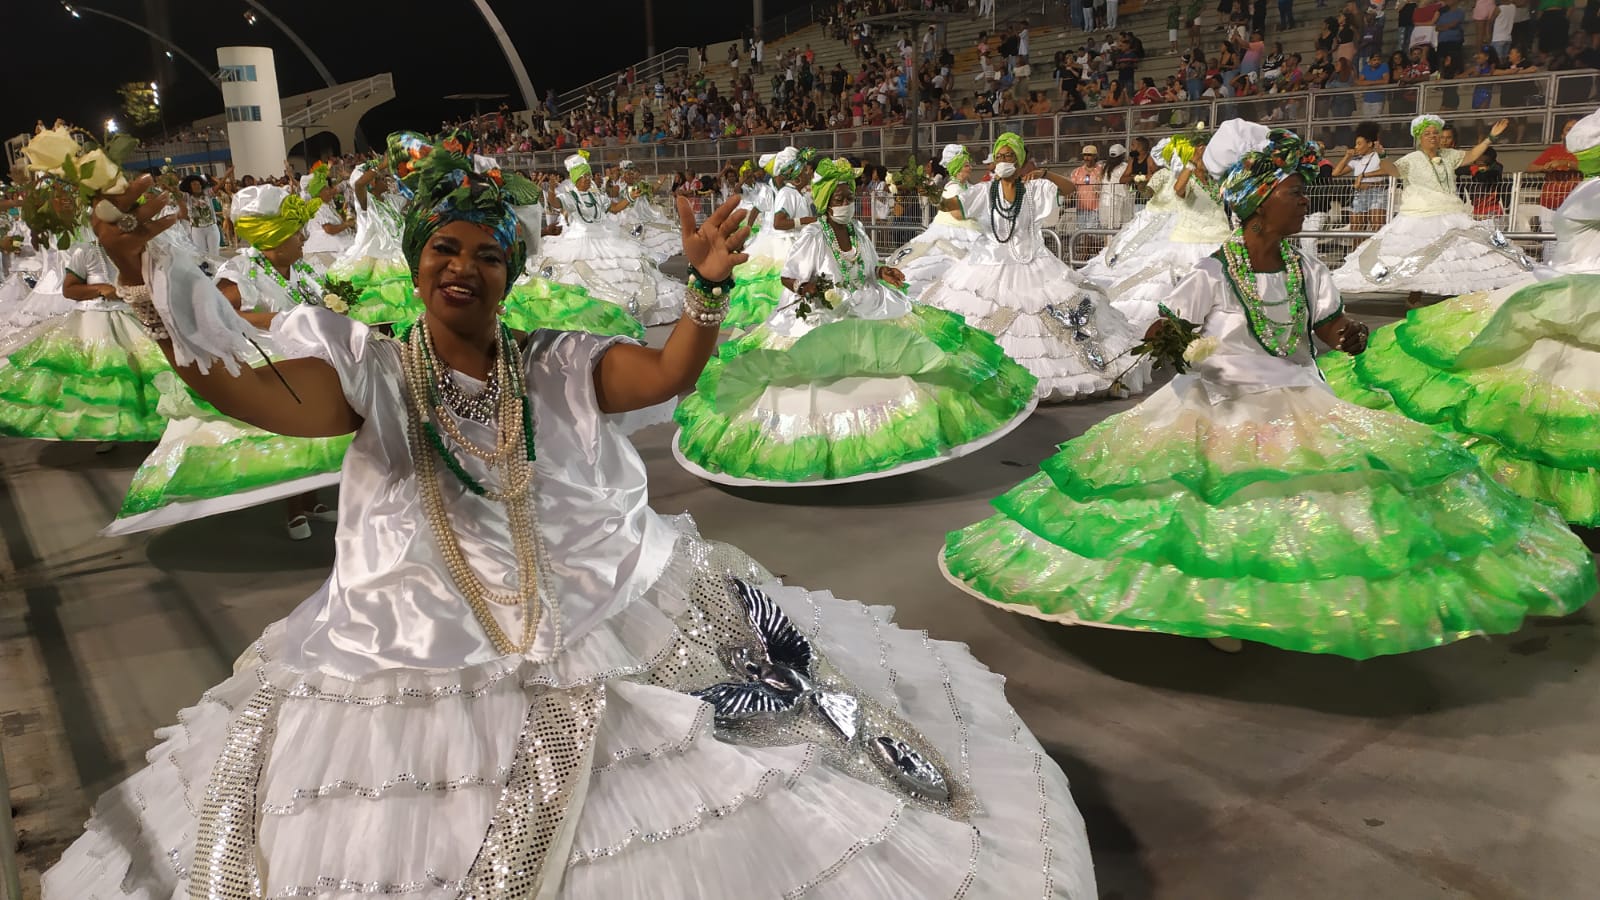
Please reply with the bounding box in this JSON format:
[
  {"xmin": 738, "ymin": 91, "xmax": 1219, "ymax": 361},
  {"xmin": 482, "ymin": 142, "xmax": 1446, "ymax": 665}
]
[
  {"xmin": 994, "ymin": 162, "xmax": 1017, "ymax": 179},
  {"xmin": 829, "ymin": 204, "xmax": 855, "ymax": 222}
]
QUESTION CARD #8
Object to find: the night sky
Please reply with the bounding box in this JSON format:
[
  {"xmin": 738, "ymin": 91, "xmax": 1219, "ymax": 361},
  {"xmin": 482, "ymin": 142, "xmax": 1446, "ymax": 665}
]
[{"xmin": 2, "ymin": 0, "xmax": 813, "ymax": 148}]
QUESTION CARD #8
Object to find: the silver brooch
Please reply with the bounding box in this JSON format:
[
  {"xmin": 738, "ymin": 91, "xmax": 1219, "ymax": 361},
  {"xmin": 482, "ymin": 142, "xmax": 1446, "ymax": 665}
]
[{"xmin": 1044, "ymin": 297, "xmax": 1108, "ymax": 369}]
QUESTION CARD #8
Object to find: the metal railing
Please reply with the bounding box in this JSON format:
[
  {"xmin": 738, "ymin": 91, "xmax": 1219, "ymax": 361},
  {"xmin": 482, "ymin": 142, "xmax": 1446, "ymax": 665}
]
[
  {"xmin": 282, "ymin": 73, "xmax": 395, "ymax": 128},
  {"xmin": 503, "ymin": 71, "xmax": 1595, "ymax": 177},
  {"xmin": 557, "ymin": 48, "xmax": 693, "ymax": 114}
]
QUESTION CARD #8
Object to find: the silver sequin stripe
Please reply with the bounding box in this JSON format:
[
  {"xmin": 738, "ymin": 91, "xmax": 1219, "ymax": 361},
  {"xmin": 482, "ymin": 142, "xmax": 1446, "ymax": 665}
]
[
  {"xmin": 780, "ymin": 801, "xmax": 906, "ymax": 900},
  {"xmin": 260, "ymin": 770, "xmax": 512, "ymax": 816},
  {"xmin": 590, "ymin": 702, "xmax": 713, "ymax": 774},
  {"xmin": 189, "ymin": 686, "xmax": 281, "ymax": 900},
  {"xmin": 268, "ymin": 872, "xmax": 463, "ymax": 897}
]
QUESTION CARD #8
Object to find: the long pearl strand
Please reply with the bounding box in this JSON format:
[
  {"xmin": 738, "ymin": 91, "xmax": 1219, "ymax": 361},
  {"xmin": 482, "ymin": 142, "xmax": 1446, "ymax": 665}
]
[{"xmin": 400, "ymin": 318, "xmax": 548, "ymax": 656}]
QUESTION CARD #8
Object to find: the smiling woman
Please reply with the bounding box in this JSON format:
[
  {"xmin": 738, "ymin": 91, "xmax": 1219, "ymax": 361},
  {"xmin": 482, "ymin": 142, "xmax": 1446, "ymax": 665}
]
[{"xmin": 41, "ymin": 129, "xmax": 1099, "ymax": 900}]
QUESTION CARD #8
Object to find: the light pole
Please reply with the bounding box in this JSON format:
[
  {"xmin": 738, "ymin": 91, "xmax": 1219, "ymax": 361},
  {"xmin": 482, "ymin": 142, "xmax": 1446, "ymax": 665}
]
[{"xmin": 60, "ymin": 2, "xmax": 221, "ymax": 93}]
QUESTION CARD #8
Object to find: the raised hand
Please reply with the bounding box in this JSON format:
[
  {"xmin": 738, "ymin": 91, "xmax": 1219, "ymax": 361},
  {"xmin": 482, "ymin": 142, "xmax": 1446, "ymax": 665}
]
[
  {"xmin": 90, "ymin": 173, "xmax": 179, "ymax": 280},
  {"xmin": 678, "ymin": 193, "xmax": 750, "ymax": 282}
]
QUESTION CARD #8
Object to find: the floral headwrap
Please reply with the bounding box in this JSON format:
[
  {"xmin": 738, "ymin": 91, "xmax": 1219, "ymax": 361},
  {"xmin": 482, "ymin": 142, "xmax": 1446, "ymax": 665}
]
[
  {"xmin": 1221, "ymin": 128, "xmax": 1323, "ymax": 222},
  {"xmin": 774, "ymin": 147, "xmax": 804, "ymax": 178},
  {"xmin": 1410, "ymin": 114, "xmax": 1446, "ymax": 141},
  {"xmin": 389, "ymin": 130, "xmax": 539, "ymax": 284},
  {"xmin": 233, "ymin": 185, "xmax": 321, "ymax": 250},
  {"xmin": 991, "ymin": 132, "xmax": 1026, "ymax": 167},
  {"xmin": 810, "ymin": 157, "xmax": 857, "ymax": 211}
]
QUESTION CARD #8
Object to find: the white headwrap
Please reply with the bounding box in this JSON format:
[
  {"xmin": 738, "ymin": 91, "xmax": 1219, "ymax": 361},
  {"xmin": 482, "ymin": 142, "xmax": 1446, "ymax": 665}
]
[
  {"xmin": 347, "ymin": 163, "xmax": 368, "ymax": 189},
  {"xmin": 1203, "ymin": 118, "xmax": 1271, "ymax": 178},
  {"xmin": 618, "ymin": 159, "xmax": 635, "ymax": 170},
  {"xmin": 771, "ymin": 146, "xmax": 800, "ymax": 177},
  {"xmin": 1410, "ymin": 114, "xmax": 1447, "ymax": 141},
  {"xmin": 939, "ymin": 144, "xmax": 967, "ymax": 168},
  {"xmin": 298, "ymin": 174, "xmax": 316, "ymax": 199},
  {"xmin": 229, "ymin": 184, "xmax": 290, "ymax": 224},
  {"xmin": 472, "ymin": 154, "xmax": 501, "ymax": 174},
  {"xmin": 1151, "ymin": 137, "xmax": 1175, "ymax": 169},
  {"xmin": 564, "ymin": 153, "xmax": 592, "ymax": 180},
  {"xmin": 758, "ymin": 152, "xmax": 778, "ymax": 173},
  {"xmin": 1566, "ymin": 108, "xmax": 1600, "ymax": 155}
]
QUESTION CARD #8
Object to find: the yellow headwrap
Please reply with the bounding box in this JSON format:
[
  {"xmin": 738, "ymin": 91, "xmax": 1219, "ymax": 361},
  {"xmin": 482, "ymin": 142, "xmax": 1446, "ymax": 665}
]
[
  {"xmin": 992, "ymin": 132, "xmax": 1026, "ymax": 167},
  {"xmin": 810, "ymin": 157, "xmax": 857, "ymax": 212},
  {"xmin": 739, "ymin": 160, "xmax": 755, "ymax": 177},
  {"xmin": 235, "ymin": 194, "xmax": 321, "ymax": 250}
]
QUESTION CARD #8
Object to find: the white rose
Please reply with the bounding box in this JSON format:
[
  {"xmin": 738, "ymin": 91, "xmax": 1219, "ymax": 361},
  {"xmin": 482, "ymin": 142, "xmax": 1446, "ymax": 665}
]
[
  {"xmin": 1133, "ymin": 174, "xmax": 1147, "ymax": 184},
  {"xmin": 886, "ymin": 173, "xmax": 898, "ymax": 184},
  {"xmin": 323, "ymin": 295, "xmax": 349, "ymax": 314},
  {"xmin": 75, "ymin": 150, "xmax": 128, "ymax": 194},
  {"xmin": 23, "ymin": 126, "xmax": 81, "ymax": 173},
  {"xmin": 1182, "ymin": 336, "xmax": 1220, "ymax": 365},
  {"xmin": 823, "ymin": 287, "xmax": 845, "ymax": 307}
]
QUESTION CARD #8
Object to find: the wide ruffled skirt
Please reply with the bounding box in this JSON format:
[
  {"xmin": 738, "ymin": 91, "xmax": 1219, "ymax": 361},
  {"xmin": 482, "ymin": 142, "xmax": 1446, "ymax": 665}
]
[
  {"xmin": 0, "ymin": 307, "xmax": 168, "ymax": 442},
  {"xmin": 325, "ymin": 254, "xmax": 419, "ymax": 327},
  {"xmin": 941, "ymin": 374, "xmax": 1597, "ymax": 659},
  {"xmin": 917, "ymin": 249, "xmax": 1150, "ymax": 401},
  {"xmin": 103, "ymin": 371, "xmax": 352, "ymax": 536},
  {"xmin": 536, "ymin": 227, "xmax": 684, "ymax": 327},
  {"xmin": 673, "ymin": 305, "xmax": 1038, "ymax": 485},
  {"xmin": 618, "ymin": 204, "xmax": 683, "ymax": 265},
  {"xmin": 42, "ymin": 526, "xmax": 1096, "ymax": 899},
  {"xmin": 1078, "ymin": 208, "xmax": 1219, "ymax": 332},
  {"xmin": 502, "ymin": 276, "xmax": 646, "ymax": 340},
  {"xmin": 1319, "ymin": 274, "xmax": 1600, "ymax": 526},
  {"xmin": 889, "ymin": 221, "xmax": 986, "ymax": 302},
  {"xmin": 1330, "ymin": 209, "xmax": 1537, "ymax": 296}
]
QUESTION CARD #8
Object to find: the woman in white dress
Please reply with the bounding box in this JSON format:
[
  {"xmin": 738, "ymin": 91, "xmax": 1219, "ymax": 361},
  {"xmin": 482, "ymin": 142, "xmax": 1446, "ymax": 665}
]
[
  {"xmin": 918, "ymin": 132, "xmax": 1149, "ymax": 401},
  {"xmin": 725, "ymin": 147, "xmax": 818, "ymax": 330},
  {"xmin": 889, "ymin": 143, "xmax": 985, "ymax": 300},
  {"xmin": 178, "ymin": 175, "xmax": 223, "ymax": 258},
  {"xmin": 44, "ymin": 137, "xmax": 1096, "ymax": 900},
  {"xmin": 1332, "ymin": 115, "xmax": 1535, "ymax": 299},
  {"xmin": 1080, "ymin": 131, "xmax": 1232, "ymax": 331},
  {"xmin": 673, "ymin": 158, "xmax": 1038, "ymax": 485},
  {"xmin": 609, "ymin": 160, "xmax": 681, "ymax": 264},
  {"xmin": 109, "ymin": 184, "xmax": 347, "ymax": 540},
  {"xmin": 299, "ymin": 164, "xmax": 356, "ymax": 265},
  {"xmin": 534, "ymin": 152, "xmax": 684, "ymax": 326},
  {"xmin": 326, "ymin": 160, "xmax": 418, "ymax": 325}
]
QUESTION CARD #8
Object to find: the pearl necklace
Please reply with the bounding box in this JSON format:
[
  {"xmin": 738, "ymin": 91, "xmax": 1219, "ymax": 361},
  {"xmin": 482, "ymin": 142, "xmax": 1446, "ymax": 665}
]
[{"xmin": 399, "ymin": 318, "xmax": 546, "ymax": 656}]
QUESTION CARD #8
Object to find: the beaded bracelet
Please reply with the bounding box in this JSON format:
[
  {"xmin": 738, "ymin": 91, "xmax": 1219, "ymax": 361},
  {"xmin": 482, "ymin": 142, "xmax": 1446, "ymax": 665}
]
[
  {"xmin": 685, "ymin": 262, "xmax": 736, "ymax": 301},
  {"xmin": 683, "ymin": 285, "xmax": 729, "ymax": 327}
]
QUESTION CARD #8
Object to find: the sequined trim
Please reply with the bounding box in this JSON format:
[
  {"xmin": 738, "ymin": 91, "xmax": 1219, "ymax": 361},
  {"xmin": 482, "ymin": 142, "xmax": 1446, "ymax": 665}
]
[
  {"xmin": 268, "ymin": 872, "xmax": 462, "ymax": 897},
  {"xmin": 1032, "ymin": 751, "xmax": 1055, "ymax": 900},
  {"xmin": 188, "ymin": 686, "xmax": 282, "ymax": 900},
  {"xmin": 921, "ymin": 634, "xmax": 973, "ymax": 787},
  {"xmin": 570, "ymin": 745, "xmax": 816, "ymax": 865},
  {"xmin": 261, "ymin": 770, "xmax": 511, "ymax": 816},
  {"xmin": 591, "ymin": 702, "xmax": 713, "ymax": 774},
  {"xmin": 458, "ymin": 684, "xmax": 606, "ymax": 899},
  {"xmin": 780, "ymin": 801, "xmax": 906, "ymax": 899}
]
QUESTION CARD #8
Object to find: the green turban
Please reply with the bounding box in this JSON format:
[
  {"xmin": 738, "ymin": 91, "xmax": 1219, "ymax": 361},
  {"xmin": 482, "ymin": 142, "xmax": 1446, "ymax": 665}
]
[
  {"xmin": 810, "ymin": 157, "xmax": 858, "ymax": 212},
  {"xmin": 992, "ymin": 132, "xmax": 1026, "ymax": 167}
]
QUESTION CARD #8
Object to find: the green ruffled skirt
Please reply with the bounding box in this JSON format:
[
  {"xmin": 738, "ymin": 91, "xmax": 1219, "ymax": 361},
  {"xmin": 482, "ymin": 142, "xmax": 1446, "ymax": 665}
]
[
  {"xmin": 0, "ymin": 308, "xmax": 168, "ymax": 442},
  {"xmin": 942, "ymin": 372, "xmax": 1596, "ymax": 659},
  {"xmin": 724, "ymin": 257, "xmax": 785, "ymax": 332},
  {"xmin": 328, "ymin": 256, "xmax": 421, "ymax": 326},
  {"xmin": 674, "ymin": 305, "xmax": 1038, "ymax": 484},
  {"xmin": 501, "ymin": 276, "xmax": 645, "ymax": 339},
  {"xmin": 1319, "ymin": 275, "xmax": 1600, "ymax": 525},
  {"xmin": 107, "ymin": 371, "xmax": 352, "ymax": 534}
]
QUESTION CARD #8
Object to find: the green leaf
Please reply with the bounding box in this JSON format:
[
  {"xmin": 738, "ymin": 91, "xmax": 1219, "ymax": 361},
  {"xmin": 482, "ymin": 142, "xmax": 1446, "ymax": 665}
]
[
  {"xmin": 104, "ymin": 133, "xmax": 139, "ymax": 166},
  {"xmin": 79, "ymin": 160, "xmax": 97, "ymax": 182}
]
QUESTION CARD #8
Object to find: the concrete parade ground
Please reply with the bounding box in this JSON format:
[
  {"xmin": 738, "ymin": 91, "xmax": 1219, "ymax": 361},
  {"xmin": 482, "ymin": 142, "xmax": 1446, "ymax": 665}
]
[{"xmin": 3, "ymin": 308, "xmax": 1599, "ymax": 899}]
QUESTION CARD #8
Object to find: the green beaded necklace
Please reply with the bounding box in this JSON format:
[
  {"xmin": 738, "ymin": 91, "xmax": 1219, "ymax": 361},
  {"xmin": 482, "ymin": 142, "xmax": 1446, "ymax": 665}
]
[
  {"xmin": 246, "ymin": 253, "xmax": 322, "ymax": 306},
  {"xmin": 823, "ymin": 220, "xmax": 868, "ymax": 289},
  {"xmin": 1216, "ymin": 229, "xmax": 1309, "ymax": 358}
]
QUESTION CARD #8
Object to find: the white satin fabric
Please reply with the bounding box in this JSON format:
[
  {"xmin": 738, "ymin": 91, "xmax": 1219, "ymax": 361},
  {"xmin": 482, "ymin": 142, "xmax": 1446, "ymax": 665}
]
[
  {"xmin": 1393, "ymin": 149, "xmax": 1472, "ymax": 217},
  {"xmin": 334, "ymin": 192, "xmax": 407, "ymax": 268},
  {"xmin": 773, "ymin": 220, "xmax": 910, "ymax": 337},
  {"xmin": 1549, "ymin": 177, "xmax": 1600, "ymax": 275},
  {"xmin": 268, "ymin": 309, "xmax": 678, "ymax": 674},
  {"xmin": 743, "ymin": 183, "xmax": 814, "ymax": 261},
  {"xmin": 538, "ymin": 187, "xmax": 684, "ymax": 325},
  {"xmin": 1163, "ymin": 254, "xmax": 1344, "ymax": 401},
  {"xmin": 302, "ymin": 203, "xmax": 355, "ymax": 258}
]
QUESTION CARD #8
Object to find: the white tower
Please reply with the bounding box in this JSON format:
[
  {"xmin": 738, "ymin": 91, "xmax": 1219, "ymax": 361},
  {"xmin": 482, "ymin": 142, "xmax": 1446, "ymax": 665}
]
[{"xmin": 216, "ymin": 46, "xmax": 286, "ymax": 179}]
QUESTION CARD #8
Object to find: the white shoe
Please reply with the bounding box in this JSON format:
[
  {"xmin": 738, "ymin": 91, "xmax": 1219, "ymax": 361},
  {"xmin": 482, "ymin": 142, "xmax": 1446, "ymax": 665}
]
[
  {"xmin": 308, "ymin": 503, "xmax": 338, "ymax": 523},
  {"xmin": 1206, "ymin": 637, "xmax": 1244, "ymax": 654},
  {"xmin": 286, "ymin": 515, "xmax": 312, "ymax": 541}
]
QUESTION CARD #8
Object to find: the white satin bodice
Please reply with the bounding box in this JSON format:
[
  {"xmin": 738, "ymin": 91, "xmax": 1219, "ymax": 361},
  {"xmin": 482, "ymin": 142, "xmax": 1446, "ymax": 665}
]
[
  {"xmin": 1395, "ymin": 149, "xmax": 1472, "ymax": 217},
  {"xmin": 1550, "ymin": 177, "xmax": 1600, "ymax": 275},
  {"xmin": 214, "ymin": 252, "xmax": 328, "ymax": 313},
  {"xmin": 774, "ymin": 220, "xmax": 909, "ymax": 336},
  {"xmin": 1162, "ymin": 253, "xmax": 1344, "ymax": 397},
  {"xmin": 960, "ymin": 178, "xmax": 1060, "ymax": 264},
  {"xmin": 558, "ymin": 187, "xmax": 621, "ymax": 238},
  {"xmin": 270, "ymin": 308, "xmax": 679, "ymax": 678}
]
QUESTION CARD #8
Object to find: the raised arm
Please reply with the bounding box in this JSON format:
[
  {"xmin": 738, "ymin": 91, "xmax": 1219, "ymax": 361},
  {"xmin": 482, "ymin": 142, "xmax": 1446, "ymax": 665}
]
[
  {"xmin": 95, "ymin": 175, "xmax": 361, "ymax": 438},
  {"xmin": 592, "ymin": 194, "xmax": 750, "ymax": 413},
  {"xmin": 1458, "ymin": 119, "xmax": 1509, "ymax": 170}
]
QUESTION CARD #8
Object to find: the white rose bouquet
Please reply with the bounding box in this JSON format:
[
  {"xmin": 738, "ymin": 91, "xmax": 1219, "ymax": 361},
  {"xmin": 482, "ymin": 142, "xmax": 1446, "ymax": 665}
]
[{"xmin": 17, "ymin": 121, "xmax": 140, "ymax": 248}]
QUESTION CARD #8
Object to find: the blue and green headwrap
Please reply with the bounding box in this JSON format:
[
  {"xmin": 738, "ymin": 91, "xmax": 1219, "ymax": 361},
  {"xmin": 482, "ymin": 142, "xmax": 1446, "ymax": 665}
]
[
  {"xmin": 992, "ymin": 132, "xmax": 1026, "ymax": 166},
  {"xmin": 1221, "ymin": 128, "xmax": 1323, "ymax": 223},
  {"xmin": 810, "ymin": 157, "xmax": 858, "ymax": 212},
  {"xmin": 388, "ymin": 130, "xmax": 539, "ymax": 285}
]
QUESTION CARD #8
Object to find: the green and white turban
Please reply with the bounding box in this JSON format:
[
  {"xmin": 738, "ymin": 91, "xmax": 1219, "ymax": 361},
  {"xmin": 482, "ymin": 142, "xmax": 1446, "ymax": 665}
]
[
  {"xmin": 810, "ymin": 157, "xmax": 857, "ymax": 211},
  {"xmin": 1410, "ymin": 115, "xmax": 1447, "ymax": 141},
  {"xmin": 940, "ymin": 143, "xmax": 971, "ymax": 176},
  {"xmin": 991, "ymin": 132, "xmax": 1026, "ymax": 166},
  {"xmin": 1566, "ymin": 109, "xmax": 1600, "ymax": 178}
]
